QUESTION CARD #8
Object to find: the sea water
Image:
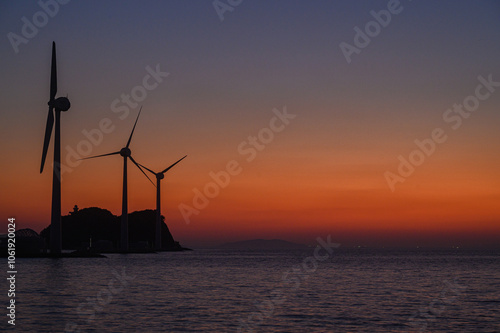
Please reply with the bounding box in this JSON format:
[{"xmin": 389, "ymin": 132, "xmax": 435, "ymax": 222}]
[{"xmin": 6, "ymin": 248, "xmax": 500, "ymax": 332}]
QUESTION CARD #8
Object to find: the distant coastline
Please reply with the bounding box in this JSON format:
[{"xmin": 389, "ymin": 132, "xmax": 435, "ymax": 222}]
[{"xmin": 216, "ymin": 239, "xmax": 309, "ymax": 250}]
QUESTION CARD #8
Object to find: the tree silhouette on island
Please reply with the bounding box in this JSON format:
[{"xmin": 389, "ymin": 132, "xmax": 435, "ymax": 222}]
[{"xmin": 40, "ymin": 205, "xmax": 189, "ymax": 252}]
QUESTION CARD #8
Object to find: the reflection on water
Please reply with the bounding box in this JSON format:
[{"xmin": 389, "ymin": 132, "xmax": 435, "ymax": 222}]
[{"xmin": 14, "ymin": 249, "xmax": 500, "ymax": 332}]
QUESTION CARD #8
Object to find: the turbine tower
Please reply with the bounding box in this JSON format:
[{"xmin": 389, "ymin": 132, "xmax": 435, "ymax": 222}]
[
  {"xmin": 82, "ymin": 108, "xmax": 152, "ymax": 252},
  {"xmin": 40, "ymin": 42, "xmax": 71, "ymax": 254},
  {"xmin": 139, "ymin": 155, "xmax": 186, "ymax": 250}
]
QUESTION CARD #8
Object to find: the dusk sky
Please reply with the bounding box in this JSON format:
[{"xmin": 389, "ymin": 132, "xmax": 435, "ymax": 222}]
[{"xmin": 1, "ymin": 1, "xmax": 499, "ymax": 248}]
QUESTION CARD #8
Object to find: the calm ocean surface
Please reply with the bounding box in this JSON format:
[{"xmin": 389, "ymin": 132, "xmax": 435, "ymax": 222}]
[{"xmin": 6, "ymin": 248, "xmax": 500, "ymax": 332}]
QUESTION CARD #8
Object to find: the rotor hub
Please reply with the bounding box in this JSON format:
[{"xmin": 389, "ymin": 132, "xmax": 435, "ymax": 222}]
[
  {"xmin": 49, "ymin": 97, "xmax": 71, "ymax": 112},
  {"xmin": 120, "ymin": 147, "xmax": 131, "ymax": 157},
  {"xmin": 157, "ymin": 173, "xmax": 164, "ymax": 180}
]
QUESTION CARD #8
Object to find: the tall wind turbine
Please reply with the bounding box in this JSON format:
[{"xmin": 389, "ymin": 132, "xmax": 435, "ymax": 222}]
[
  {"xmin": 82, "ymin": 108, "xmax": 152, "ymax": 252},
  {"xmin": 40, "ymin": 42, "xmax": 71, "ymax": 254},
  {"xmin": 139, "ymin": 155, "xmax": 186, "ymax": 250}
]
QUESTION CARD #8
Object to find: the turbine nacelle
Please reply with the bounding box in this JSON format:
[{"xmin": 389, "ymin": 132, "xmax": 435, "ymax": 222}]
[
  {"xmin": 120, "ymin": 147, "xmax": 131, "ymax": 157},
  {"xmin": 49, "ymin": 97, "xmax": 71, "ymax": 112},
  {"xmin": 157, "ymin": 173, "xmax": 165, "ymax": 180}
]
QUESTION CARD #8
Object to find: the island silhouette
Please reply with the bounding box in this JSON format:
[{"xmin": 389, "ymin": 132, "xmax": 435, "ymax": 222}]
[{"xmin": 34, "ymin": 205, "xmax": 188, "ymax": 254}]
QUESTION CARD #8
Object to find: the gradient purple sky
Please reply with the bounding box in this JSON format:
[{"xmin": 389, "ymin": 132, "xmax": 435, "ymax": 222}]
[{"xmin": 1, "ymin": 1, "xmax": 499, "ymax": 248}]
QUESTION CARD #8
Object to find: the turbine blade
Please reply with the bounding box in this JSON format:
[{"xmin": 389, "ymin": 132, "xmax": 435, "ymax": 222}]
[
  {"xmin": 126, "ymin": 106, "xmax": 142, "ymax": 148},
  {"xmin": 50, "ymin": 42, "xmax": 57, "ymax": 101},
  {"xmin": 80, "ymin": 151, "xmax": 120, "ymax": 160},
  {"xmin": 40, "ymin": 106, "xmax": 54, "ymax": 173},
  {"xmin": 136, "ymin": 162, "xmax": 156, "ymax": 175},
  {"xmin": 130, "ymin": 156, "xmax": 155, "ymax": 187},
  {"xmin": 160, "ymin": 155, "xmax": 187, "ymax": 174}
]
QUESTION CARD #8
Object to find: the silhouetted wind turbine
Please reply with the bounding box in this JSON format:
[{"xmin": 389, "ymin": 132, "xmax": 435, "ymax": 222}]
[
  {"xmin": 40, "ymin": 42, "xmax": 71, "ymax": 254},
  {"xmin": 82, "ymin": 108, "xmax": 153, "ymax": 252},
  {"xmin": 139, "ymin": 155, "xmax": 186, "ymax": 251}
]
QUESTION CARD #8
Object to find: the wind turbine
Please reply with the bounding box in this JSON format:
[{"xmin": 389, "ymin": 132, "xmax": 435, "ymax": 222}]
[
  {"xmin": 139, "ymin": 155, "xmax": 186, "ymax": 250},
  {"xmin": 40, "ymin": 42, "xmax": 71, "ymax": 254},
  {"xmin": 82, "ymin": 107, "xmax": 152, "ymax": 252}
]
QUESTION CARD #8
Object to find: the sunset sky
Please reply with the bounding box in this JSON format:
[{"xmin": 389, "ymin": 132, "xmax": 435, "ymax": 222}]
[{"xmin": 1, "ymin": 1, "xmax": 499, "ymax": 248}]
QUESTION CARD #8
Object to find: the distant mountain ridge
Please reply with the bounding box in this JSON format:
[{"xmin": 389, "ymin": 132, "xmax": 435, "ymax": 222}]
[{"xmin": 218, "ymin": 239, "xmax": 308, "ymax": 250}]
